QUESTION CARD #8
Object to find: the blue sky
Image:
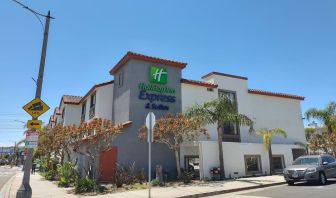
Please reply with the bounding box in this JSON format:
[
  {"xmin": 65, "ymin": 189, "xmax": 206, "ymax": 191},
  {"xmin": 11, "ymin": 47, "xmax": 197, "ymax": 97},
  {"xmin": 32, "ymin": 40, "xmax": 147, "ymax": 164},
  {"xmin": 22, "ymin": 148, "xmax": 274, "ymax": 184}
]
[{"xmin": 1, "ymin": 0, "xmax": 335, "ymax": 146}]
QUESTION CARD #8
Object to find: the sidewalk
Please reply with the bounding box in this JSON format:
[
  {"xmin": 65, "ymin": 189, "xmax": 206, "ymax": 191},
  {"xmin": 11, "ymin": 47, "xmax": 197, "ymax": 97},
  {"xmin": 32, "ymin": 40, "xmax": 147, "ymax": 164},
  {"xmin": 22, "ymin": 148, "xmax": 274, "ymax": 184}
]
[
  {"xmin": 6, "ymin": 173, "xmax": 285, "ymax": 198},
  {"xmin": 7, "ymin": 173, "xmax": 79, "ymax": 198}
]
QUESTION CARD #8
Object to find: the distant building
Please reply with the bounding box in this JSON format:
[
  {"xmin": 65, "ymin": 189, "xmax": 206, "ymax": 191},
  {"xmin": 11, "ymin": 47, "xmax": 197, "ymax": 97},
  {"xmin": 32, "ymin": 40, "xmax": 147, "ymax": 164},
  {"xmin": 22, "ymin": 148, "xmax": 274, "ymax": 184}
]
[{"xmin": 0, "ymin": 146, "xmax": 15, "ymax": 155}]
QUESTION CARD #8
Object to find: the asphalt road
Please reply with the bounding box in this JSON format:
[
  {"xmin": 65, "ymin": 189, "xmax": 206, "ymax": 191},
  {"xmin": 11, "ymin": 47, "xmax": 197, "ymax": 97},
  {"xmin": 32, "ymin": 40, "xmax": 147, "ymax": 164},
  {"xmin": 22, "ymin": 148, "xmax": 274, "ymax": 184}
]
[
  {"xmin": 208, "ymin": 179, "xmax": 336, "ymax": 198},
  {"xmin": 0, "ymin": 166, "xmax": 20, "ymax": 191}
]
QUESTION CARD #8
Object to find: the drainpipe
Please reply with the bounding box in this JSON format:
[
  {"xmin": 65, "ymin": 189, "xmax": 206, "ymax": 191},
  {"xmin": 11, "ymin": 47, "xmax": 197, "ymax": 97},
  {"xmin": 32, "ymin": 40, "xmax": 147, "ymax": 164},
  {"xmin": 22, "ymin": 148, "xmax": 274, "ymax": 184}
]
[{"xmin": 199, "ymin": 142, "xmax": 204, "ymax": 179}]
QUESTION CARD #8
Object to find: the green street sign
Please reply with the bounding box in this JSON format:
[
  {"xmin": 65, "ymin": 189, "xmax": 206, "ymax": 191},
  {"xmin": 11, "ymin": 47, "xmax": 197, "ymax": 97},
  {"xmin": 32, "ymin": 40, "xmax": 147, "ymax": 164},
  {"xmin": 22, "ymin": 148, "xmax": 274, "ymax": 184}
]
[
  {"xmin": 24, "ymin": 141, "xmax": 38, "ymax": 148},
  {"xmin": 149, "ymin": 66, "xmax": 167, "ymax": 84}
]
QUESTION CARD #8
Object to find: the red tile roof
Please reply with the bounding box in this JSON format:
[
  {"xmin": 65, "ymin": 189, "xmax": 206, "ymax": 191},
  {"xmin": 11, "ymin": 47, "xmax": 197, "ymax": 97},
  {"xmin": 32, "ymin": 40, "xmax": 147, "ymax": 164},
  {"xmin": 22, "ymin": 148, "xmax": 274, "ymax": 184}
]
[
  {"xmin": 79, "ymin": 80, "xmax": 114, "ymax": 103},
  {"xmin": 181, "ymin": 78, "xmax": 218, "ymax": 88},
  {"xmin": 202, "ymin": 72, "xmax": 248, "ymax": 80},
  {"xmin": 62, "ymin": 95, "xmax": 83, "ymax": 105},
  {"xmin": 109, "ymin": 51, "xmax": 187, "ymax": 74},
  {"xmin": 49, "ymin": 115, "xmax": 56, "ymax": 123},
  {"xmin": 54, "ymin": 107, "xmax": 61, "ymax": 115},
  {"xmin": 248, "ymin": 89, "xmax": 305, "ymax": 100}
]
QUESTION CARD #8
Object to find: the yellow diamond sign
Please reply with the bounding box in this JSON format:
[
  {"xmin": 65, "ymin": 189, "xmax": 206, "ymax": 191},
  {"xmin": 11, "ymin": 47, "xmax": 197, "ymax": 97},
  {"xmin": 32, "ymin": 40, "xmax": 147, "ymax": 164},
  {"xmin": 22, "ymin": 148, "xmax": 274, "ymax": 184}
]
[
  {"xmin": 23, "ymin": 98, "xmax": 50, "ymax": 119},
  {"xmin": 26, "ymin": 120, "xmax": 42, "ymax": 129}
]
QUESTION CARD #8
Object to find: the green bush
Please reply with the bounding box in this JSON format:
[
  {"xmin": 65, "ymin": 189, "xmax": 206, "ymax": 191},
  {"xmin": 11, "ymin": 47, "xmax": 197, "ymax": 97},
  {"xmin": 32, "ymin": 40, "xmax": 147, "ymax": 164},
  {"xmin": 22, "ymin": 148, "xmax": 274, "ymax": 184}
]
[
  {"xmin": 75, "ymin": 177, "xmax": 98, "ymax": 193},
  {"xmin": 151, "ymin": 178, "xmax": 164, "ymax": 187},
  {"xmin": 40, "ymin": 157, "xmax": 58, "ymax": 173},
  {"xmin": 45, "ymin": 170, "xmax": 57, "ymax": 180},
  {"xmin": 40, "ymin": 157, "xmax": 49, "ymax": 172},
  {"xmin": 180, "ymin": 171, "xmax": 193, "ymax": 184},
  {"xmin": 57, "ymin": 162, "xmax": 77, "ymax": 187},
  {"xmin": 151, "ymin": 178, "xmax": 160, "ymax": 186},
  {"xmin": 113, "ymin": 162, "xmax": 137, "ymax": 188},
  {"xmin": 136, "ymin": 169, "xmax": 146, "ymax": 184}
]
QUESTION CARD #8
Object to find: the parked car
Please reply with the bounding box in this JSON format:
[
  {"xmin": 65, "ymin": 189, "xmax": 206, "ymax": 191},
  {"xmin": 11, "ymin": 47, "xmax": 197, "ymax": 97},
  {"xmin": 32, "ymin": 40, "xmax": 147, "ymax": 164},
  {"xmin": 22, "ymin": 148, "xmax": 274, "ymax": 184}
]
[
  {"xmin": 0, "ymin": 159, "xmax": 8, "ymax": 165},
  {"xmin": 283, "ymin": 154, "xmax": 336, "ymax": 185}
]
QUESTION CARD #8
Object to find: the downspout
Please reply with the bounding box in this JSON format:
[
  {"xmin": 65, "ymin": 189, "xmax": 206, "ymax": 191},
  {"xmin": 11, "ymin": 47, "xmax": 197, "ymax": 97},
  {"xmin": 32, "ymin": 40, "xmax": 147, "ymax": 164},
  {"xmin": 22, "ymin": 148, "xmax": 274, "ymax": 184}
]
[{"xmin": 199, "ymin": 141, "xmax": 204, "ymax": 179}]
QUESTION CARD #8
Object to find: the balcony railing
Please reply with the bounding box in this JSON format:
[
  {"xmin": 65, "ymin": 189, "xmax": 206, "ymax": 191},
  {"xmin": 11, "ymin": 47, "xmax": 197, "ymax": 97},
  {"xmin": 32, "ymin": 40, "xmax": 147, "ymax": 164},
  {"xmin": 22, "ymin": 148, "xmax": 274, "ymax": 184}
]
[{"xmin": 89, "ymin": 106, "xmax": 95, "ymax": 119}]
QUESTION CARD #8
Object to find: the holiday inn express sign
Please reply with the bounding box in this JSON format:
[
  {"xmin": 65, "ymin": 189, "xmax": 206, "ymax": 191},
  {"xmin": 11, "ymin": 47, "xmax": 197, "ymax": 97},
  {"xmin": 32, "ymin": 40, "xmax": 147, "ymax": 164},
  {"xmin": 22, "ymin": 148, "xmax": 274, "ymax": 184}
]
[
  {"xmin": 149, "ymin": 66, "xmax": 168, "ymax": 84},
  {"xmin": 138, "ymin": 66, "xmax": 176, "ymax": 110}
]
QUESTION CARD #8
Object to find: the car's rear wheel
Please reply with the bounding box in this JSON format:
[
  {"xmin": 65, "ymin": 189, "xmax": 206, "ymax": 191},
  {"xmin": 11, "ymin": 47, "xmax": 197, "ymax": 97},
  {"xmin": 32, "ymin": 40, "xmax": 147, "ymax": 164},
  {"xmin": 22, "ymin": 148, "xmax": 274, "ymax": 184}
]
[
  {"xmin": 319, "ymin": 172, "xmax": 327, "ymax": 185},
  {"xmin": 287, "ymin": 181, "xmax": 294, "ymax": 186}
]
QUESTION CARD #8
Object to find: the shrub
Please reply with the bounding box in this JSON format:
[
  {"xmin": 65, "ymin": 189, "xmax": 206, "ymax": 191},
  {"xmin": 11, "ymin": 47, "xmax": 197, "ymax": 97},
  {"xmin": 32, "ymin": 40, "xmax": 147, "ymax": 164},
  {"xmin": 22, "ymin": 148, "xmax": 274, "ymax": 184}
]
[
  {"xmin": 136, "ymin": 169, "xmax": 146, "ymax": 184},
  {"xmin": 151, "ymin": 178, "xmax": 160, "ymax": 186},
  {"xmin": 151, "ymin": 178, "xmax": 164, "ymax": 187},
  {"xmin": 45, "ymin": 170, "xmax": 57, "ymax": 180},
  {"xmin": 180, "ymin": 171, "xmax": 193, "ymax": 184},
  {"xmin": 75, "ymin": 177, "xmax": 98, "ymax": 193},
  {"xmin": 40, "ymin": 157, "xmax": 50, "ymax": 172},
  {"xmin": 113, "ymin": 162, "xmax": 137, "ymax": 188},
  {"xmin": 57, "ymin": 162, "xmax": 77, "ymax": 187}
]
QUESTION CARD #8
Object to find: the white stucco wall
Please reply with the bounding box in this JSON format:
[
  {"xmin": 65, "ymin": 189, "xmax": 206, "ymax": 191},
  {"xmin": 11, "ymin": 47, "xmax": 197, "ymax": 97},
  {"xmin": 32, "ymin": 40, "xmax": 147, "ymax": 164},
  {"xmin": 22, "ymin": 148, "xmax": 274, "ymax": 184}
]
[
  {"xmin": 203, "ymin": 75, "xmax": 251, "ymax": 117},
  {"xmin": 245, "ymin": 94, "xmax": 306, "ymax": 144},
  {"xmin": 95, "ymin": 84, "xmax": 113, "ymax": 120},
  {"xmin": 198, "ymin": 141, "xmax": 301, "ymax": 179},
  {"xmin": 81, "ymin": 83, "xmax": 114, "ymax": 122},
  {"xmin": 182, "ymin": 75, "xmax": 306, "ymax": 145},
  {"xmin": 181, "ymin": 83, "xmax": 218, "ymax": 140},
  {"xmin": 63, "ymin": 104, "xmax": 81, "ymax": 126}
]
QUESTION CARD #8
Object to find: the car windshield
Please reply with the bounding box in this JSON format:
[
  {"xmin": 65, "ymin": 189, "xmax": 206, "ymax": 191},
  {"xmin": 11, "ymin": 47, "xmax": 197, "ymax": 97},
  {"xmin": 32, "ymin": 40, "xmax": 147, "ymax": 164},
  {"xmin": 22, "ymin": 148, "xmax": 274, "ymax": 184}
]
[{"xmin": 293, "ymin": 157, "xmax": 319, "ymax": 165}]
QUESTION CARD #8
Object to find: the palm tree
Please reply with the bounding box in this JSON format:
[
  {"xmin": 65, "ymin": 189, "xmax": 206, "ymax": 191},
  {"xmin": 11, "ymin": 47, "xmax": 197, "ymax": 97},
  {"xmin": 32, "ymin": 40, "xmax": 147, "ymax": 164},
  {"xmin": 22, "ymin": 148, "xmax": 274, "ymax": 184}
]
[
  {"xmin": 256, "ymin": 128, "xmax": 287, "ymax": 175},
  {"xmin": 305, "ymin": 102, "xmax": 336, "ymax": 134},
  {"xmin": 187, "ymin": 96, "xmax": 253, "ymax": 180}
]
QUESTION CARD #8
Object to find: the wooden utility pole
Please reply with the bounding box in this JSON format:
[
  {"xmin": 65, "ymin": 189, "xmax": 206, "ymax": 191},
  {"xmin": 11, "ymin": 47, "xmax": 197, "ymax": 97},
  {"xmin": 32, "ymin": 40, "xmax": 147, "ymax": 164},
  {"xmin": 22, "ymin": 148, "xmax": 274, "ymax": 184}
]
[{"xmin": 16, "ymin": 11, "xmax": 52, "ymax": 198}]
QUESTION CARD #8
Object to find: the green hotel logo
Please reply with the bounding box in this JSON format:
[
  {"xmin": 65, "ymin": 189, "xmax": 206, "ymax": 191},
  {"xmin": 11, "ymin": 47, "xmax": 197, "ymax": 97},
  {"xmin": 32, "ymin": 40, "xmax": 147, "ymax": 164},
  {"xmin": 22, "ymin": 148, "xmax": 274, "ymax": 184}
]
[{"xmin": 149, "ymin": 66, "xmax": 167, "ymax": 84}]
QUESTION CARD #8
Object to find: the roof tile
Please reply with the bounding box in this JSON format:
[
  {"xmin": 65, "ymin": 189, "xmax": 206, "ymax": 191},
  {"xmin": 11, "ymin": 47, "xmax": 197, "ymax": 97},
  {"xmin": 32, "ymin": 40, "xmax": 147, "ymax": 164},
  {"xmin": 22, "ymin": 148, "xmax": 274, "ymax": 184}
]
[
  {"xmin": 110, "ymin": 51, "xmax": 187, "ymax": 74},
  {"xmin": 181, "ymin": 78, "xmax": 218, "ymax": 88},
  {"xmin": 248, "ymin": 89, "xmax": 305, "ymax": 100},
  {"xmin": 62, "ymin": 95, "xmax": 83, "ymax": 104}
]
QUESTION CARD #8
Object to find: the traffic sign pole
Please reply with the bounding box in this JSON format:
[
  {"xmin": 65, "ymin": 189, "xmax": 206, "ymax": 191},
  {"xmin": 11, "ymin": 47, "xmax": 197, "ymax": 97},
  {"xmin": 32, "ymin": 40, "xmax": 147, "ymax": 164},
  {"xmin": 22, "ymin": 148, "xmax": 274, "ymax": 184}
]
[
  {"xmin": 17, "ymin": 11, "xmax": 53, "ymax": 198},
  {"xmin": 145, "ymin": 112, "xmax": 155, "ymax": 198}
]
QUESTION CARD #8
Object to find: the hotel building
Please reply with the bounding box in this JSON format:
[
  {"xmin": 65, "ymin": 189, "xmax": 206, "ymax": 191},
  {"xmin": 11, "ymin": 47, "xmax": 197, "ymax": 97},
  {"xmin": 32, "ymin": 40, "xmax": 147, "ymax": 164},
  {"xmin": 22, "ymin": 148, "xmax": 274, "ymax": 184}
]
[{"xmin": 49, "ymin": 52, "xmax": 306, "ymax": 180}]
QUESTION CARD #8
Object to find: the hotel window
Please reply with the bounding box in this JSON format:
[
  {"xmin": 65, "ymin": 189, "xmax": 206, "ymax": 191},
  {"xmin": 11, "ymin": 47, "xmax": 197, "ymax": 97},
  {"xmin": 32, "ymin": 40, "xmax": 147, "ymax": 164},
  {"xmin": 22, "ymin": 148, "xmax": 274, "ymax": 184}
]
[
  {"xmin": 118, "ymin": 71, "xmax": 124, "ymax": 87},
  {"xmin": 244, "ymin": 155, "xmax": 262, "ymax": 175},
  {"xmin": 272, "ymin": 155, "xmax": 285, "ymax": 173},
  {"xmin": 81, "ymin": 100, "xmax": 86, "ymax": 121},
  {"xmin": 61, "ymin": 108, "xmax": 65, "ymax": 119},
  {"xmin": 218, "ymin": 90, "xmax": 239, "ymax": 136},
  {"xmin": 89, "ymin": 93, "xmax": 96, "ymax": 119}
]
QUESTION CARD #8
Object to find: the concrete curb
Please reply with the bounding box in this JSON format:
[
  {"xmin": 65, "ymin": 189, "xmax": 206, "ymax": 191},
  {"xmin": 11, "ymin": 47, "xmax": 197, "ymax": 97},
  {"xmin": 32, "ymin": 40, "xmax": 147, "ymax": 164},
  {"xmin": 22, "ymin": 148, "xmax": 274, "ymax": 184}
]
[
  {"xmin": 177, "ymin": 182, "xmax": 286, "ymax": 198},
  {"xmin": 0, "ymin": 172, "xmax": 20, "ymax": 198}
]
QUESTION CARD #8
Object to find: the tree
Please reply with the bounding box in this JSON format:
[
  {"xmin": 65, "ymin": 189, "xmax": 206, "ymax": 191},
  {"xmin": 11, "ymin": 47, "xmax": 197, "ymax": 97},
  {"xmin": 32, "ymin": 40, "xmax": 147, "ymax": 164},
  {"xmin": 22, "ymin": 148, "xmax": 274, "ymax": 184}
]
[
  {"xmin": 305, "ymin": 127, "xmax": 316, "ymax": 141},
  {"xmin": 308, "ymin": 127, "xmax": 336, "ymax": 156},
  {"xmin": 138, "ymin": 113, "xmax": 208, "ymax": 178},
  {"xmin": 187, "ymin": 97, "xmax": 254, "ymax": 180},
  {"xmin": 256, "ymin": 128, "xmax": 287, "ymax": 175},
  {"xmin": 305, "ymin": 102, "xmax": 336, "ymax": 134},
  {"xmin": 38, "ymin": 118, "xmax": 123, "ymax": 181},
  {"xmin": 72, "ymin": 118, "xmax": 123, "ymax": 180}
]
